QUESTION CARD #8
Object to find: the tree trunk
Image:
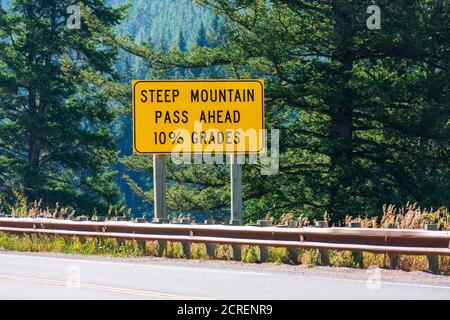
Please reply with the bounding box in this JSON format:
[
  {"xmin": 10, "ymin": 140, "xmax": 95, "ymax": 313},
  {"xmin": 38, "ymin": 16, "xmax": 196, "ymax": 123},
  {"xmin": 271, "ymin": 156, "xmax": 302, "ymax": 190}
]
[
  {"xmin": 24, "ymin": 3, "xmax": 40, "ymax": 201},
  {"xmin": 328, "ymin": 2, "xmax": 354, "ymax": 219}
]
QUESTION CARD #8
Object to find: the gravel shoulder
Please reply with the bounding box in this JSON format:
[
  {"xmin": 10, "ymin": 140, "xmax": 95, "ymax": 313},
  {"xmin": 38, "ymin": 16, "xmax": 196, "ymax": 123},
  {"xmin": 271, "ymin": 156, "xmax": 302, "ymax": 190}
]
[{"xmin": 1, "ymin": 249, "xmax": 449, "ymax": 288}]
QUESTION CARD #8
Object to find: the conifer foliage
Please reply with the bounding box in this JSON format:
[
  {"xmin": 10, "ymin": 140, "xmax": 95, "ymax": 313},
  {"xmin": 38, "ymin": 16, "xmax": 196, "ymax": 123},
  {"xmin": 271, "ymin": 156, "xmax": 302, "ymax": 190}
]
[
  {"xmin": 119, "ymin": 0, "xmax": 450, "ymax": 221},
  {"xmin": 0, "ymin": 0, "xmax": 128, "ymax": 213}
]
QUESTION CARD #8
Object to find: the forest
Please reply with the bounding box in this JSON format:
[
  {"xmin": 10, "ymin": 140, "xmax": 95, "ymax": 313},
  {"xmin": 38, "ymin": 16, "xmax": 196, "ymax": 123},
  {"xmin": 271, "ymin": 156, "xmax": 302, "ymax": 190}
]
[{"xmin": 0, "ymin": 0, "xmax": 449, "ymax": 224}]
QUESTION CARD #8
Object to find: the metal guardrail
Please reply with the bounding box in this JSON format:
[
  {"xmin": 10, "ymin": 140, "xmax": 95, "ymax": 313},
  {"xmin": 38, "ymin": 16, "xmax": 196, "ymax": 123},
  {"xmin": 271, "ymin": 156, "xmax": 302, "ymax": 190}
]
[{"xmin": 0, "ymin": 217, "xmax": 449, "ymax": 256}]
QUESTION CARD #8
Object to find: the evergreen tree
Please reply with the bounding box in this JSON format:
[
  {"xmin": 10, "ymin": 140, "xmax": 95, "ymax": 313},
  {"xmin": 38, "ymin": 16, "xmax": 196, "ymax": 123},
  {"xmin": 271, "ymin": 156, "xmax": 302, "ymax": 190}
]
[
  {"xmin": 177, "ymin": 29, "xmax": 187, "ymax": 52},
  {"xmin": 160, "ymin": 29, "xmax": 169, "ymax": 53},
  {"xmin": 0, "ymin": 0, "xmax": 128, "ymax": 213},
  {"xmin": 123, "ymin": 56, "xmax": 133, "ymax": 81},
  {"xmin": 118, "ymin": 0, "xmax": 450, "ymax": 223},
  {"xmin": 211, "ymin": 15, "xmax": 219, "ymax": 32},
  {"xmin": 176, "ymin": 29, "xmax": 188, "ymax": 77},
  {"xmin": 196, "ymin": 22, "xmax": 209, "ymax": 47}
]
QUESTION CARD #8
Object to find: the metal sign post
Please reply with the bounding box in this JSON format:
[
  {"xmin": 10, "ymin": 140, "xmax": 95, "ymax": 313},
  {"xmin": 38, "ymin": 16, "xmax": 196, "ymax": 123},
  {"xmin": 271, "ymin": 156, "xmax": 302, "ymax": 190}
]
[
  {"xmin": 153, "ymin": 154, "xmax": 167, "ymax": 256},
  {"xmin": 230, "ymin": 154, "xmax": 242, "ymax": 224},
  {"xmin": 230, "ymin": 154, "xmax": 242, "ymax": 261},
  {"xmin": 153, "ymin": 154, "xmax": 167, "ymax": 221}
]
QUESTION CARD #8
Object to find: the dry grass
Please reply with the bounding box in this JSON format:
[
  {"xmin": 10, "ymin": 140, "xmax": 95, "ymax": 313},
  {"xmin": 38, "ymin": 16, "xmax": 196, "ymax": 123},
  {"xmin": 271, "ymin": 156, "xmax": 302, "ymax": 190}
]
[
  {"xmin": 380, "ymin": 203, "xmax": 449, "ymax": 229},
  {"xmin": 0, "ymin": 232, "xmax": 448, "ymax": 275},
  {"xmin": 0, "ymin": 198, "xmax": 132, "ymax": 221},
  {"xmin": 0, "ymin": 201, "xmax": 449, "ymax": 274},
  {"xmin": 340, "ymin": 203, "xmax": 449, "ymax": 230}
]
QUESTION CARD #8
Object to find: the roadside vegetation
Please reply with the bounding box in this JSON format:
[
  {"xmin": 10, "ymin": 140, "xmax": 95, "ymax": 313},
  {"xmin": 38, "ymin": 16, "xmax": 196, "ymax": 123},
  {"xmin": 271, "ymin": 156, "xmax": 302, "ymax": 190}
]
[
  {"xmin": 0, "ymin": 201, "xmax": 448, "ymax": 275},
  {"xmin": 1, "ymin": 233, "xmax": 448, "ymax": 275}
]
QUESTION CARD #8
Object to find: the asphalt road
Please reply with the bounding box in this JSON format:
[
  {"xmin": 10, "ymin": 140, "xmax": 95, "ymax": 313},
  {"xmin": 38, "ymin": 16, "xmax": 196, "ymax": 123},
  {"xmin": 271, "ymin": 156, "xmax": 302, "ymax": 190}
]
[{"xmin": 0, "ymin": 252, "xmax": 449, "ymax": 300}]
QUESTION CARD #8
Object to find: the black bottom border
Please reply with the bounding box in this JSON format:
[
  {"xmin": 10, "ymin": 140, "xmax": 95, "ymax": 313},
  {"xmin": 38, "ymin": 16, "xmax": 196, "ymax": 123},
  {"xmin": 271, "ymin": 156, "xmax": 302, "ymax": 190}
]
[{"xmin": 0, "ymin": 300, "xmax": 444, "ymax": 318}]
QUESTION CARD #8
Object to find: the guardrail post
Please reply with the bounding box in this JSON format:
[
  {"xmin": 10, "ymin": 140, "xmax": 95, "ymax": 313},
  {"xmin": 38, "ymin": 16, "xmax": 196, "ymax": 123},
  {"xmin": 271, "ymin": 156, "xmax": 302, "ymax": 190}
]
[
  {"xmin": 116, "ymin": 238, "xmax": 124, "ymax": 251},
  {"xmin": 153, "ymin": 217, "xmax": 169, "ymax": 256},
  {"xmin": 230, "ymin": 219, "xmax": 242, "ymax": 261},
  {"xmin": 181, "ymin": 218, "xmax": 191, "ymax": 259},
  {"xmin": 257, "ymin": 220, "xmax": 268, "ymax": 263},
  {"xmin": 388, "ymin": 224, "xmax": 399, "ymax": 269},
  {"xmin": 425, "ymin": 223, "xmax": 439, "ymax": 274},
  {"xmin": 78, "ymin": 235, "xmax": 87, "ymax": 246},
  {"xmin": 315, "ymin": 221, "xmax": 330, "ymax": 265},
  {"xmin": 349, "ymin": 222, "xmax": 363, "ymax": 267},
  {"xmin": 114, "ymin": 217, "xmax": 125, "ymax": 249},
  {"xmin": 205, "ymin": 219, "xmax": 216, "ymax": 258},
  {"xmin": 287, "ymin": 220, "xmax": 299, "ymax": 264},
  {"xmin": 135, "ymin": 218, "xmax": 147, "ymax": 254}
]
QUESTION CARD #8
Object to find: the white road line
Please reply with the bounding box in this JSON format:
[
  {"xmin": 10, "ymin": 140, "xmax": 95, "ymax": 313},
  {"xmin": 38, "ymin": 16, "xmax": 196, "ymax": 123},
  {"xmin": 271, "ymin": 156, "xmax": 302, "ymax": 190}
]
[{"xmin": 0, "ymin": 274, "xmax": 208, "ymax": 300}]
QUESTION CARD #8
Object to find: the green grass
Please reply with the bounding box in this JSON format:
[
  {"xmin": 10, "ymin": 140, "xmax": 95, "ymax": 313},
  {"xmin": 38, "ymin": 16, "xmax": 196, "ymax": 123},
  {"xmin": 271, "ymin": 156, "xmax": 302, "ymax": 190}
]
[{"xmin": 0, "ymin": 232, "xmax": 448, "ymax": 275}]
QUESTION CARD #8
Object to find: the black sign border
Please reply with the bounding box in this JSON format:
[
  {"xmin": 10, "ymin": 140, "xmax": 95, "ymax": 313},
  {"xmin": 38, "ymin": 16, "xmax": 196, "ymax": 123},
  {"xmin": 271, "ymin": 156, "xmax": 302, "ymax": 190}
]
[{"xmin": 132, "ymin": 79, "xmax": 265, "ymax": 154}]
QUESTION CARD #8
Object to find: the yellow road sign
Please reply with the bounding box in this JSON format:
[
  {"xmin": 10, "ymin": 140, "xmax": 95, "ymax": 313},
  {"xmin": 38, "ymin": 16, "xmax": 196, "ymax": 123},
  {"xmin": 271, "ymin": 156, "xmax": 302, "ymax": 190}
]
[{"xmin": 132, "ymin": 80, "xmax": 264, "ymax": 154}]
